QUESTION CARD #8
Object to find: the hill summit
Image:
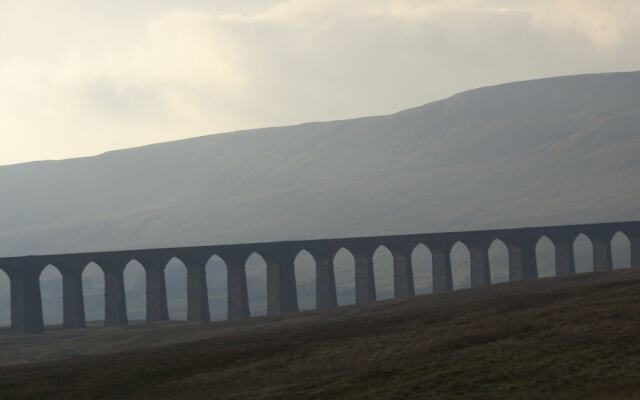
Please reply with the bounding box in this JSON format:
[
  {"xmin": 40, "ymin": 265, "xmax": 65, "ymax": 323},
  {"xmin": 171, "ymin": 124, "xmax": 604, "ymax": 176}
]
[{"xmin": 1, "ymin": 71, "xmax": 640, "ymax": 256}]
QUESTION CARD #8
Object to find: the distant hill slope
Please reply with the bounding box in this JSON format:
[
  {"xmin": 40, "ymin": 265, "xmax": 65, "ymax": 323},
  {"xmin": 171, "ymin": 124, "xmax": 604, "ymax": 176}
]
[
  {"xmin": 1, "ymin": 71, "xmax": 640, "ymax": 256},
  {"xmin": 1, "ymin": 269, "xmax": 640, "ymax": 399},
  {"xmin": 1, "ymin": 71, "xmax": 640, "ymax": 324}
]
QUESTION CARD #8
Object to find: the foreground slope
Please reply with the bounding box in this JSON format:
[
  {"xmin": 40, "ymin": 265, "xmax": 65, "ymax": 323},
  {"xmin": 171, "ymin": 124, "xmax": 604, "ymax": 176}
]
[
  {"xmin": 1, "ymin": 269, "xmax": 640, "ymax": 399},
  {"xmin": 1, "ymin": 71, "xmax": 640, "ymax": 256}
]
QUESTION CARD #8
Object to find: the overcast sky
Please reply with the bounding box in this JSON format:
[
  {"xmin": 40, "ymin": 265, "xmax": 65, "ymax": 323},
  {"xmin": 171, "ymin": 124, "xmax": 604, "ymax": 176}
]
[{"xmin": 1, "ymin": 0, "xmax": 639, "ymax": 165}]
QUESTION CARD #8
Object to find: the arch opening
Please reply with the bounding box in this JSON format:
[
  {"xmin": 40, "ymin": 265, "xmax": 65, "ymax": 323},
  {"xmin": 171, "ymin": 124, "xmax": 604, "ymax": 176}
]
[
  {"xmin": 450, "ymin": 241, "xmax": 470, "ymax": 290},
  {"xmin": 0, "ymin": 269, "xmax": 9, "ymax": 328},
  {"xmin": 488, "ymin": 239, "xmax": 509, "ymax": 284},
  {"xmin": 294, "ymin": 250, "xmax": 316, "ymax": 311},
  {"xmin": 535, "ymin": 236, "xmax": 555, "ymax": 277},
  {"xmin": 165, "ymin": 257, "xmax": 188, "ymax": 321},
  {"xmin": 82, "ymin": 262, "xmax": 104, "ymax": 325},
  {"xmin": 412, "ymin": 243, "xmax": 432, "ymax": 294},
  {"xmin": 123, "ymin": 260, "xmax": 146, "ymax": 323},
  {"xmin": 333, "ymin": 248, "xmax": 355, "ymax": 306},
  {"xmin": 373, "ymin": 245, "xmax": 393, "ymax": 300},
  {"xmin": 245, "ymin": 252, "xmax": 268, "ymax": 317},
  {"xmin": 573, "ymin": 234, "xmax": 594, "ymax": 273},
  {"xmin": 40, "ymin": 265, "xmax": 63, "ymax": 327},
  {"xmin": 206, "ymin": 254, "xmax": 228, "ymax": 321},
  {"xmin": 611, "ymin": 231, "xmax": 631, "ymax": 269}
]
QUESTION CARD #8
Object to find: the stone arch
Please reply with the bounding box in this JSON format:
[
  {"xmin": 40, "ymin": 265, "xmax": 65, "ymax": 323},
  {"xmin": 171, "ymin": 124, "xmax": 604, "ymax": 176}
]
[
  {"xmin": 245, "ymin": 252, "xmax": 268, "ymax": 317},
  {"xmin": 0, "ymin": 268, "xmax": 9, "ymax": 328},
  {"xmin": 165, "ymin": 256, "xmax": 188, "ymax": 321},
  {"xmin": 573, "ymin": 233, "xmax": 594, "ymax": 273},
  {"xmin": 205, "ymin": 254, "xmax": 228, "ymax": 321},
  {"xmin": 412, "ymin": 243, "xmax": 433, "ymax": 294},
  {"xmin": 293, "ymin": 249, "xmax": 316, "ymax": 311},
  {"xmin": 332, "ymin": 247, "xmax": 356, "ymax": 306},
  {"xmin": 611, "ymin": 231, "xmax": 631, "ymax": 269},
  {"xmin": 450, "ymin": 241, "xmax": 471, "ymax": 290},
  {"xmin": 535, "ymin": 235, "xmax": 555, "ymax": 277},
  {"xmin": 39, "ymin": 264, "xmax": 63, "ymax": 327},
  {"xmin": 81, "ymin": 262, "xmax": 104, "ymax": 325},
  {"xmin": 123, "ymin": 259, "xmax": 146, "ymax": 323},
  {"xmin": 488, "ymin": 238, "xmax": 509, "ymax": 284},
  {"xmin": 372, "ymin": 245, "xmax": 393, "ymax": 300}
]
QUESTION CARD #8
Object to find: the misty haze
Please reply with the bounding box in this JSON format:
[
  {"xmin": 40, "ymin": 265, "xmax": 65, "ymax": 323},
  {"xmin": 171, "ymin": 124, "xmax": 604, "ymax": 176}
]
[
  {"xmin": 2, "ymin": 1, "xmax": 640, "ymax": 399},
  {"xmin": 2, "ymin": 72, "xmax": 639, "ymax": 325}
]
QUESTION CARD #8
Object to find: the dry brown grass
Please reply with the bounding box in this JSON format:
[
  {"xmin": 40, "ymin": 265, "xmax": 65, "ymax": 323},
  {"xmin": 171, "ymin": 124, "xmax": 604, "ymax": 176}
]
[{"xmin": 1, "ymin": 269, "xmax": 640, "ymax": 399}]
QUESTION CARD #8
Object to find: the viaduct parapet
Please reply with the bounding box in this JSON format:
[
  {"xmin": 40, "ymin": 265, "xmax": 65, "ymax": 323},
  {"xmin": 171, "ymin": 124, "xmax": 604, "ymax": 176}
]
[{"xmin": 1, "ymin": 220, "xmax": 639, "ymax": 334}]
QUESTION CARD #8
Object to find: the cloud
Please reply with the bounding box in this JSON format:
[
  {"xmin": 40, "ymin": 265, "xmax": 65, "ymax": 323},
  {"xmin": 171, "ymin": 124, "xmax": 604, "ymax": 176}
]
[
  {"xmin": 217, "ymin": 0, "xmax": 640, "ymax": 49},
  {"xmin": 1, "ymin": 0, "xmax": 639, "ymax": 165},
  {"xmin": 528, "ymin": 0, "xmax": 640, "ymax": 48}
]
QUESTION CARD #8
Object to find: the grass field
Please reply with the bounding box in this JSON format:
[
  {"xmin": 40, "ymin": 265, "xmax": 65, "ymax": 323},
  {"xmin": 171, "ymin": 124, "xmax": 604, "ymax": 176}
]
[{"xmin": 1, "ymin": 269, "xmax": 640, "ymax": 399}]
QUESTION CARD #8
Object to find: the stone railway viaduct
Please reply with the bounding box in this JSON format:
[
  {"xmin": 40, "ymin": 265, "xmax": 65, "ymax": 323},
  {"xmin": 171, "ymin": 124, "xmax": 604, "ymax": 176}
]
[{"xmin": 0, "ymin": 220, "xmax": 639, "ymax": 334}]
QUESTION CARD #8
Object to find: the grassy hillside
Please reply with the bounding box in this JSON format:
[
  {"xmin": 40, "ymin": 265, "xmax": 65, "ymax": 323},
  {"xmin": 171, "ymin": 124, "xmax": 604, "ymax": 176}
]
[{"xmin": 1, "ymin": 269, "xmax": 640, "ymax": 399}]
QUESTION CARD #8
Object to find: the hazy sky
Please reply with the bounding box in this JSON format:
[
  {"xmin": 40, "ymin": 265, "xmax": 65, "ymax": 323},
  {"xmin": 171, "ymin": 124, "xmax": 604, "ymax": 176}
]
[{"xmin": 1, "ymin": 0, "xmax": 639, "ymax": 165}]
